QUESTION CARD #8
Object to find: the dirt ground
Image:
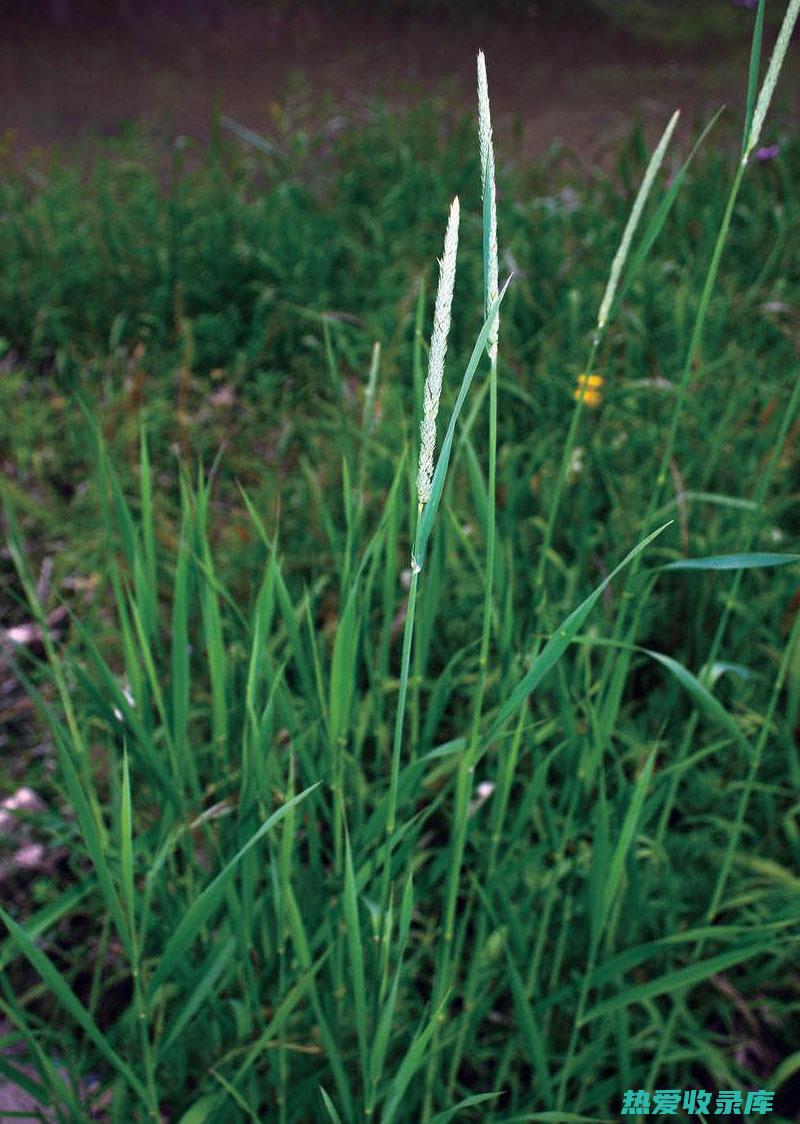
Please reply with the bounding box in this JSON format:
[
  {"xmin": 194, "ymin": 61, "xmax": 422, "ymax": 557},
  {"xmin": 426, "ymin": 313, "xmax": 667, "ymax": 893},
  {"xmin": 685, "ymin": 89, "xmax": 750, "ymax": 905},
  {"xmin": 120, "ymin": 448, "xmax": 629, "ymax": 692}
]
[{"xmin": 1, "ymin": 1, "xmax": 798, "ymax": 166}]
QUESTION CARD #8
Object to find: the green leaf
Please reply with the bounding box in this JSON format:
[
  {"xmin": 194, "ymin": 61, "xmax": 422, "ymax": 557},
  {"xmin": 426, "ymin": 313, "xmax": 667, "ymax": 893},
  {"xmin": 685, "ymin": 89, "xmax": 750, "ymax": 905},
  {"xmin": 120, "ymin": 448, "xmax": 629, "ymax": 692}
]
[
  {"xmin": 284, "ymin": 886, "xmax": 353, "ymax": 1118},
  {"xmin": 505, "ymin": 947, "xmax": 553, "ymax": 1102},
  {"xmin": 329, "ymin": 584, "xmax": 359, "ymax": 747},
  {"xmin": 641, "ymin": 648, "xmax": 750, "ymax": 751},
  {"xmin": 54, "ymin": 727, "xmax": 128, "ymax": 951},
  {"xmin": 492, "ymin": 523, "xmax": 670, "ymax": 735},
  {"xmin": 175, "ymin": 1095, "xmax": 219, "ymax": 1124},
  {"xmin": 769, "ymin": 1049, "xmax": 800, "ymax": 1091},
  {"xmin": 319, "ymin": 1087, "xmax": 344, "ymax": 1124},
  {"xmin": 119, "ymin": 748, "xmax": 135, "ymax": 951},
  {"xmin": 380, "ymin": 994, "xmax": 450, "ymax": 1124},
  {"xmin": 159, "ymin": 936, "xmax": 237, "ymax": 1057},
  {"xmin": 661, "ymin": 552, "xmax": 800, "ymax": 571},
  {"xmin": 0, "ymin": 1055, "xmax": 50, "ymax": 1106},
  {"xmin": 0, "ymin": 881, "xmax": 94, "ymax": 973},
  {"xmin": 148, "ymin": 784, "xmax": 319, "ymax": 996},
  {"xmin": 597, "ymin": 750, "xmax": 657, "ymax": 941},
  {"xmin": 170, "ymin": 527, "xmax": 192, "ymax": 789},
  {"xmin": 589, "ymin": 779, "xmax": 610, "ymax": 946},
  {"xmin": 581, "ymin": 940, "xmax": 775, "ymax": 1023},
  {"xmin": 343, "ymin": 827, "xmax": 369, "ymax": 1084},
  {"xmin": 138, "ymin": 427, "xmax": 158, "ymax": 641},
  {"xmin": 0, "ymin": 905, "xmax": 148, "ymax": 1104},
  {"xmin": 213, "ymin": 948, "xmax": 332, "ymax": 1117},
  {"xmin": 428, "ymin": 1092, "xmax": 503, "ymax": 1123},
  {"xmin": 370, "ymin": 968, "xmax": 402, "ymax": 1093}
]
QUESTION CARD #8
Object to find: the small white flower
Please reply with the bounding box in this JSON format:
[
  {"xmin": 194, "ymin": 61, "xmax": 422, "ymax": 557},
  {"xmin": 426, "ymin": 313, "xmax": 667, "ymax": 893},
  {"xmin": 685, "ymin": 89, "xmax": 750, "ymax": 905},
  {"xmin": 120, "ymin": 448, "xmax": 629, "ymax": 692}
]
[
  {"xmin": 568, "ymin": 446, "xmax": 585, "ymax": 482},
  {"xmin": 113, "ymin": 683, "xmax": 136, "ymax": 724},
  {"xmin": 468, "ymin": 780, "xmax": 495, "ymax": 817}
]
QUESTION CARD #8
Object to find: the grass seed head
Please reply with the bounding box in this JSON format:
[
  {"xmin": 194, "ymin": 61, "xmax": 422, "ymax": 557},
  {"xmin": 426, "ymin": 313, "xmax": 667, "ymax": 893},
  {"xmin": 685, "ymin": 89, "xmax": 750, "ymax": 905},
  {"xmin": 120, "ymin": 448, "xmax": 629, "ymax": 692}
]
[
  {"xmin": 417, "ymin": 195, "xmax": 460, "ymax": 507},
  {"xmin": 744, "ymin": 0, "xmax": 800, "ymax": 162},
  {"xmin": 477, "ymin": 49, "xmax": 499, "ymax": 361},
  {"xmin": 596, "ymin": 108, "xmax": 680, "ymax": 331}
]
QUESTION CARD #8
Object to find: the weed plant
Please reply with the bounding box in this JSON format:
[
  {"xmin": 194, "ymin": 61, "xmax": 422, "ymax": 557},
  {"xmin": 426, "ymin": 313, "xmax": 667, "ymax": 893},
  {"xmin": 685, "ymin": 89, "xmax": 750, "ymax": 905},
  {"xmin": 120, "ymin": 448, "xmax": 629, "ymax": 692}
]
[{"xmin": 2, "ymin": 2, "xmax": 800, "ymax": 1120}]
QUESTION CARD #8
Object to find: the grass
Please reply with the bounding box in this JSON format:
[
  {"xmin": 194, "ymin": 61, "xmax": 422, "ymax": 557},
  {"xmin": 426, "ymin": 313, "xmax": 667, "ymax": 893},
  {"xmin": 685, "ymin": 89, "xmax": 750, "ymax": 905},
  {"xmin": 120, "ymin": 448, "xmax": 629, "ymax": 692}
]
[{"xmin": 3, "ymin": 2, "xmax": 800, "ymax": 1119}]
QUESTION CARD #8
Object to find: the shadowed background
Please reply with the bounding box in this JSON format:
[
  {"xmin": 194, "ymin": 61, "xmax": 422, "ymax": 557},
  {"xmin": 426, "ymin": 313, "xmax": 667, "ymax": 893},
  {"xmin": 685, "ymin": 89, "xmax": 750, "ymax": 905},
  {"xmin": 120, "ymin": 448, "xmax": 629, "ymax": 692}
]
[{"xmin": 2, "ymin": 0, "xmax": 799, "ymax": 163}]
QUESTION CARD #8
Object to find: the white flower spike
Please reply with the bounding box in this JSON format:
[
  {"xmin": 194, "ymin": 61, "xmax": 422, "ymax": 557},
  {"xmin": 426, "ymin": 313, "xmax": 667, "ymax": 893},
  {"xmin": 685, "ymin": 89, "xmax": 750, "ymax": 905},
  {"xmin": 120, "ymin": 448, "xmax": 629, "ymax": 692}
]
[
  {"xmin": 417, "ymin": 195, "xmax": 460, "ymax": 507},
  {"xmin": 477, "ymin": 50, "xmax": 499, "ymax": 361}
]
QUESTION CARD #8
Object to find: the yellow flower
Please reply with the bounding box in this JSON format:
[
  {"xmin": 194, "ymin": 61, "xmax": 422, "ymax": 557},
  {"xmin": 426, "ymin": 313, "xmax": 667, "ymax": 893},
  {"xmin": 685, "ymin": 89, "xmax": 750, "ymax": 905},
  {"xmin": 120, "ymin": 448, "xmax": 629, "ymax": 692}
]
[{"xmin": 573, "ymin": 372, "xmax": 604, "ymax": 407}]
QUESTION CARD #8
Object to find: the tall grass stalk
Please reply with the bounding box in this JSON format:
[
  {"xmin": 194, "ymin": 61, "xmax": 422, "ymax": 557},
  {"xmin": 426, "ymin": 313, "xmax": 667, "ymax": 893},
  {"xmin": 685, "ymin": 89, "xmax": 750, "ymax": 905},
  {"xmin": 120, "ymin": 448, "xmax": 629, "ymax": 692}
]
[
  {"xmin": 642, "ymin": 602, "xmax": 800, "ymax": 1103},
  {"xmin": 557, "ymin": 6, "xmax": 800, "ymax": 1109},
  {"xmin": 533, "ymin": 108, "xmax": 680, "ymax": 629},
  {"xmin": 743, "ymin": 0, "xmax": 800, "ymax": 163},
  {"xmin": 423, "ymin": 50, "xmax": 501, "ymax": 1114},
  {"xmin": 597, "ymin": 0, "xmax": 800, "ymax": 768},
  {"xmin": 380, "ymin": 196, "xmax": 459, "ymax": 929}
]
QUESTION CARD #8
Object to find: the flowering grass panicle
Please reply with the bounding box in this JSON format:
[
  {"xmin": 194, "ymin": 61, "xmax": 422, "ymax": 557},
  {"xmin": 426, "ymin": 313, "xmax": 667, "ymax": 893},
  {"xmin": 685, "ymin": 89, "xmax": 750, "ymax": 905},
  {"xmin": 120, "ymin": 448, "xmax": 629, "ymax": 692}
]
[
  {"xmin": 596, "ymin": 109, "xmax": 679, "ymax": 331},
  {"xmin": 744, "ymin": 0, "xmax": 800, "ymax": 162},
  {"xmin": 416, "ymin": 195, "xmax": 460, "ymax": 507},
  {"xmin": 477, "ymin": 50, "xmax": 499, "ymax": 360}
]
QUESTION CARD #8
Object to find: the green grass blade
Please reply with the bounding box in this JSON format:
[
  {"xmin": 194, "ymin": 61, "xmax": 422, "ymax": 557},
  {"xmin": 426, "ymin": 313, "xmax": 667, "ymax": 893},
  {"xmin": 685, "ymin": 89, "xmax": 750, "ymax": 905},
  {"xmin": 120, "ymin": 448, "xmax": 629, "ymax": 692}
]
[
  {"xmin": 380, "ymin": 993, "xmax": 450, "ymax": 1124},
  {"xmin": 138, "ymin": 427, "xmax": 158, "ymax": 642},
  {"xmin": 283, "ymin": 885, "xmax": 353, "ymax": 1118},
  {"xmin": 769, "ymin": 1050, "xmax": 800, "ymax": 1093},
  {"xmin": 0, "ymin": 905, "xmax": 149, "ymax": 1103},
  {"xmin": 492, "ymin": 523, "xmax": 670, "ymax": 735},
  {"xmin": 661, "ymin": 552, "xmax": 800, "ymax": 571},
  {"xmin": 170, "ymin": 526, "xmax": 193, "ymax": 791},
  {"xmin": 581, "ymin": 939, "xmax": 777, "ymax": 1024},
  {"xmin": 55, "ymin": 732, "xmax": 129, "ymax": 950},
  {"xmin": 598, "ymin": 750, "xmax": 657, "ymax": 940},
  {"xmin": 148, "ymin": 783, "xmax": 319, "ymax": 996},
  {"xmin": 159, "ymin": 935, "xmax": 237, "ymax": 1057},
  {"xmin": 319, "ymin": 1087, "xmax": 344, "ymax": 1124},
  {"xmin": 588, "ymin": 777, "xmax": 610, "ymax": 946},
  {"xmin": 742, "ymin": 0, "xmax": 767, "ymax": 155},
  {"xmin": 427, "ymin": 1092, "xmax": 502, "ymax": 1123},
  {"xmin": 175, "ymin": 1095, "xmax": 219, "ymax": 1124},
  {"xmin": 119, "ymin": 748, "xmax": 135, "ymax": 949},
  {"xmin": 0, "ymin": 882, "xmax": 94, "ymax": 973},
  {"xmin": 504, "ymin": 946, "xmax": 553, "ymax": 1102},
  {"xmin": 328, "ymin": 584, "xmax": 358, "ymax": 748},
  {"xmin": 208, "ymin": 1068, "xmax": 260, "ymax": 1123},
  {"xmin": 369, "ymin": 967, "xmax": 402, "ymax": 1096},
  {"xmin": 343, "ymin": 826, "xmax": 369, "ymax": 1086},
  {"xmin": 640, "ymin": 648, "xmax": 750, "ymax": 751}
]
